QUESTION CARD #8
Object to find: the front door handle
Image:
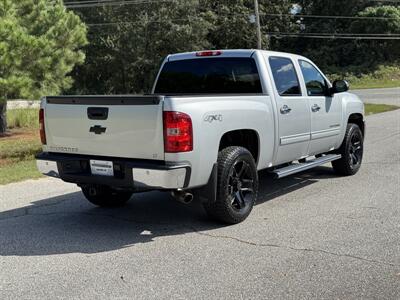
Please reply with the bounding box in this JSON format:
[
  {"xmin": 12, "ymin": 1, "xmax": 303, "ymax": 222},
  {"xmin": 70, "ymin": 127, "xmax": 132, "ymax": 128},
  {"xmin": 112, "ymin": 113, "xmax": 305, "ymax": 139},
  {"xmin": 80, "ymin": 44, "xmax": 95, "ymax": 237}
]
[
  {"xmin": 311, "ymin": 104, "xmax": 321, "ymax": 112},
  {"xmin": 280, "ymin": 105, "xmax": 292, "ymax": 114}
]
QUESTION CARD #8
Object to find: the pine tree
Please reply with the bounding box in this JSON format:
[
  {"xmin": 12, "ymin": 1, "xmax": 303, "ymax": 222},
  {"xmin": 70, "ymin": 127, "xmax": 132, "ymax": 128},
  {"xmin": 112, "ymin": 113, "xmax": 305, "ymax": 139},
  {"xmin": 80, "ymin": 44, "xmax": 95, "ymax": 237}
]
[{"xmin": 0, "ymin": 0, "xmax": 87, "ymax": 133}]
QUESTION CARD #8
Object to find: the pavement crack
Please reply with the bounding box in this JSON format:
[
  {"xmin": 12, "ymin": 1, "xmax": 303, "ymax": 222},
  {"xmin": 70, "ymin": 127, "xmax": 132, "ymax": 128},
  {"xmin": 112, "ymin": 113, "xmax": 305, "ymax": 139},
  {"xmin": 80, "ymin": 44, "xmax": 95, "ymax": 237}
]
[
  {"xmin": 287, "ymin": 247, "xmax": 398, "ymax": 268},
  {"xmin": 192, "ymin": 229, "xmax": 281, "ymax": 248},
  {"xmin": 192, "ymin": 229, "xmax": 398, "ymax": 268}
]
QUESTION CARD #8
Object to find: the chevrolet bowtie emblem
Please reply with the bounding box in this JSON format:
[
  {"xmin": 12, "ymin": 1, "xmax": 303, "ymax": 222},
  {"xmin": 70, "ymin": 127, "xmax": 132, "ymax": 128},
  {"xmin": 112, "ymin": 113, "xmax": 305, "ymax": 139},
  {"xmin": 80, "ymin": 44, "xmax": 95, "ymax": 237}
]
[{"xmin": 90, "ymin": 125, "xmax": 107, "ymax": 135}]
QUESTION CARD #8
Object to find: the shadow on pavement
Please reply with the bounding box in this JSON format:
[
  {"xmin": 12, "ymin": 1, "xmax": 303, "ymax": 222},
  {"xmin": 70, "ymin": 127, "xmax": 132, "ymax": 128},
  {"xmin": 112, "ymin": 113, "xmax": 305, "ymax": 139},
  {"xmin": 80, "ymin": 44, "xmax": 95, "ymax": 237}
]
[
  {"xmin": 257, "ymin": 165, "xmax": 336, "ymax": 204},
  {"xmin": 0, "ymin": 166, "xmax": 336, "ymax": 256}
]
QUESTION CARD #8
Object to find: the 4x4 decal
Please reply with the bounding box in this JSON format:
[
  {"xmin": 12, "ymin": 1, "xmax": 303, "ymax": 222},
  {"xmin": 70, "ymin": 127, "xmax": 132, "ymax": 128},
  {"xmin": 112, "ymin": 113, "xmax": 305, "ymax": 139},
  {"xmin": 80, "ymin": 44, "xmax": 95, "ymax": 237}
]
[{"xmin": 204, "ymin": 114, "xmax": 223, "ymax": 123}]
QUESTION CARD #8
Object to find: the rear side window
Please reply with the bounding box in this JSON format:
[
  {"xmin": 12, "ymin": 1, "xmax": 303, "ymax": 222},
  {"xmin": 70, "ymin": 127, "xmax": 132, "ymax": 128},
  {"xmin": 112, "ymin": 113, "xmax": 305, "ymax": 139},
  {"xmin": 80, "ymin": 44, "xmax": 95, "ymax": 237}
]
[
  {"xmin": 299, "ymin": 60, "xmax": 328, "ymax": 96},
  {"xmin": 269, "ymin": 57, "xmax": 301, "ymax": 96},
  {"xmin": 154, "ymin": 57, "xmax": 262, "ymax": 94}
]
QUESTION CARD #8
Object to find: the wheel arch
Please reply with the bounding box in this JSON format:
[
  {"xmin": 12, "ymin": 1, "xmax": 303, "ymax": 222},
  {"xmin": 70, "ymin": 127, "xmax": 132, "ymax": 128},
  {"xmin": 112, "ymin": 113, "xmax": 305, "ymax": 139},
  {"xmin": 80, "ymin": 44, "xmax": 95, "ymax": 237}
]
[
  {"xmin": 218, "ymin": 129, "xmax": 260, "ymax": 165},
  {"xmin": 348, "ymin": 113, "xmax": 365, "ymax": 136}
]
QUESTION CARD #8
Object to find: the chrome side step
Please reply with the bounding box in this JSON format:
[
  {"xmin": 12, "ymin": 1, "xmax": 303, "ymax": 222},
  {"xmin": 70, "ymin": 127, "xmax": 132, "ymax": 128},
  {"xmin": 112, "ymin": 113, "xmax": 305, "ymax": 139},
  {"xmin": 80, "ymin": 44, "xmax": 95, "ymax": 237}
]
[{"xmin": 272, "ymin": 154, "xmax": 341, "ymax": 179}]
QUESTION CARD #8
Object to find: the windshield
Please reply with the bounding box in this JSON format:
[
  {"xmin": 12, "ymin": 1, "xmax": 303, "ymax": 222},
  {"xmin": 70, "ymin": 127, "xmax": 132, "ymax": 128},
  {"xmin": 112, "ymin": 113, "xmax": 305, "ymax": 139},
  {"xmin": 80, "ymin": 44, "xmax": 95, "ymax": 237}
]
[{"xmin": 154, "ymin": 57, "xmax": 262, "ymax": 94}]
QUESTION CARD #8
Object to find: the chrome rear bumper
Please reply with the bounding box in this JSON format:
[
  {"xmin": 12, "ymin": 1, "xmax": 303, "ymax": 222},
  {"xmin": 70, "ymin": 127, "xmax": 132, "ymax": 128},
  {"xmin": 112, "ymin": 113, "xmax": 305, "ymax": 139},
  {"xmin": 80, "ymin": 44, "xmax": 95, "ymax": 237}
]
[{"xmin": 132, "ymin": 168, "xmax": 187, "ymax": 189}]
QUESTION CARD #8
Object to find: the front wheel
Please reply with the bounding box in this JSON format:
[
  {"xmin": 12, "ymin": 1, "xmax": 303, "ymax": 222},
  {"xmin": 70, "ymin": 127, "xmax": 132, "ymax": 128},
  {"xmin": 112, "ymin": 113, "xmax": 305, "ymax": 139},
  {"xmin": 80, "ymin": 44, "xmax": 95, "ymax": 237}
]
[
  {"xmin": 81, "ymin": 185, "xmax": 132, "ymax": 207},
  {"xmin": 332, "ymin": 123, "xmax": 364, "ymax": 176},
  {"xmin": 203, "ymin": 146, "xmax": 258, "ymax": 224}
]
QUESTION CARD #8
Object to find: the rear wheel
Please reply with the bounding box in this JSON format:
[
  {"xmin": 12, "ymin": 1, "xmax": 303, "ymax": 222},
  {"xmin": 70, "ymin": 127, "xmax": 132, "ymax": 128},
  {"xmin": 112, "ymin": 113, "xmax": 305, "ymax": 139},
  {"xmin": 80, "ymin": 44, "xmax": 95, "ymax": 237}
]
[
  {"xmin": 81, "ymin": 185, "xmax": 132, "ymax": 207},
  {"xmin": 332, "ymin": 123, "xmax": 363, "ymax": 176},
  {"xmin": 203, "ymin": 146, "xmax": 258, "ymax": 224}
]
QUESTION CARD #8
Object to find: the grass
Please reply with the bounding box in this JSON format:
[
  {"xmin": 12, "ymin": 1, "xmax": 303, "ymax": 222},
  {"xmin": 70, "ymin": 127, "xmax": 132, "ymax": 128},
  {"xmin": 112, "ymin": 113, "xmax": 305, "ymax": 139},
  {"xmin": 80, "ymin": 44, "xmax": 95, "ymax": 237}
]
[
  {"xmin": 7, "ymin": 108, "xmax": 39, "ymax": 129},
  {"xmin": 364, "ymin": 103, "xmax": 399, "ymax": 116},
  {"xmin": 0, "ymin": 129, "xmax": 43, "ymax": 185},
  {"xmin": 328, "ymin": 64, "xmax": 400, "ymax": 90},
  {"xmin": 351, "ymin": 78, "xmax": 400, "ymax": 90},
  {"xmin": 0, "ymin": 160, "xmax": 43, "ymax": 185},
  {"xmin": 0, "ymin": 131, "xmax": 42, "ymax": 160}
]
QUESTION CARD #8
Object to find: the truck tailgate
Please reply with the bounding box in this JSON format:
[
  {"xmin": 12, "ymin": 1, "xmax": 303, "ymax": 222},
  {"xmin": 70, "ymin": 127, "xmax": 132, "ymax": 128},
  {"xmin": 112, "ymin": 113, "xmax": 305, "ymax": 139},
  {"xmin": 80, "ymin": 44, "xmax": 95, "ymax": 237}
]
[{"xmin": 43, "ymin": 96, "xmax": 165, "ymax": 160}]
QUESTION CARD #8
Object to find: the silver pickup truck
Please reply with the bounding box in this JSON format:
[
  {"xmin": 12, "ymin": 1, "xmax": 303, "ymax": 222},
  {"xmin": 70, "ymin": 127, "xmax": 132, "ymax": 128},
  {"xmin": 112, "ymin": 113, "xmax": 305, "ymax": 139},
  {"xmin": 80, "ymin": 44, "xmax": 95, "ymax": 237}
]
[{"xmin": 36, "ymin": 49, "xmax": 365, "ymax": 224}]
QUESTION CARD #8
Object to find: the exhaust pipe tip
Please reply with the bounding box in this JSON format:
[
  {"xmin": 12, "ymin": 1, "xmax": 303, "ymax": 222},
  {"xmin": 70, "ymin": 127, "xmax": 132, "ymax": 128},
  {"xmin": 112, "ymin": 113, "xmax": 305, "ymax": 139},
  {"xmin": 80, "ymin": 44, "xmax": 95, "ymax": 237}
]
[
  {"xmin": 172, "ymin": 190, "xmax": 194, "ymax": 204},
  {"xmin": 182, "ymin": 193, "xmax": 193, "ymax": 204}
]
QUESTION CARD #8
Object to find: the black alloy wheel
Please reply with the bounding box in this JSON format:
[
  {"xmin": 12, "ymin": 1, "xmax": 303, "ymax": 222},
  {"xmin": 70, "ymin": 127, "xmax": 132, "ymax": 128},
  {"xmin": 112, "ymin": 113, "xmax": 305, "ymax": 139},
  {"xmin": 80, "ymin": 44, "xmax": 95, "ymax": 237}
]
[
  {"xmin": 348, "ymin": 131, "xmax": 363, "ymax": 168},
  {"xmin": 203, "ymin": 146, "xmax": 258, "ymax": 224},
  {"xmin": 332, "ymin": 123, "xmax": 364, "ymax": 175},
  {"xmin": 227, "ymin": 159, "xmax": 256, "ymax": 211}
]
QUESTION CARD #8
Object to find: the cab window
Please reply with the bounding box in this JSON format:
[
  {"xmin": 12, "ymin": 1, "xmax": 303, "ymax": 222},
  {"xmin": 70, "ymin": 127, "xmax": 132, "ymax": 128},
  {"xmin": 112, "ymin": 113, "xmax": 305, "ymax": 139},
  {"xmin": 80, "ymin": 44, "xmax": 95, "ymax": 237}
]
[
  {"xmin": 299, "ymin": 60, "xmax": 328, "ymax": 96},
  {"xmin": 269, "ymin": 57, "xmax": 301, "ymax": 96},
  {"xmin": 154, "ymin": 58, "xmax": 263, "ymax": 94}
]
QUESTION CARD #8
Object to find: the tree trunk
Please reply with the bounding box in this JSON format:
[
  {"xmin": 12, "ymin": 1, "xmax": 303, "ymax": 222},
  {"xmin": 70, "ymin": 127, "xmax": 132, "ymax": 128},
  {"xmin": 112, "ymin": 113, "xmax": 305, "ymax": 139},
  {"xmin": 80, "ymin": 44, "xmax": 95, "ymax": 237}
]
[{"xmin": 0, "ymin": 102, "xmax": 7, "ymax": 134}]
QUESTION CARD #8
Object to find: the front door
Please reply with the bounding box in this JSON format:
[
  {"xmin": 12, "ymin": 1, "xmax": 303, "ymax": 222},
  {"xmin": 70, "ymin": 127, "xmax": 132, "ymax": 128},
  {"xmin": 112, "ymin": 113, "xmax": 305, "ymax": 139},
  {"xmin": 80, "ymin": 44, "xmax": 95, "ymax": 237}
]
[
  {"xmin": 298, "ymin": 60, "xmax": 343, "ymax": 155},
  {"xmin": 268, "ymin": 56, "xmax": 311, "ymax": 165}
]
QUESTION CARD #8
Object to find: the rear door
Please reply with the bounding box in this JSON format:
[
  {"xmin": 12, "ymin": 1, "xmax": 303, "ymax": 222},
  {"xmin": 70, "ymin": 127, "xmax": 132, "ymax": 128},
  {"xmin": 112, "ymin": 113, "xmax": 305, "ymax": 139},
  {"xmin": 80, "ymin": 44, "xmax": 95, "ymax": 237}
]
[
  {"xmin": 298, "ymin": 60, "xmax": 343, "ymax": 155},
  {"xmin": 44, "ymin": 95, "xmax": 165, "ymax": 160},
  {"xmin": 268, "ymin": 56, "xmax": 311, "ymax": 164}
]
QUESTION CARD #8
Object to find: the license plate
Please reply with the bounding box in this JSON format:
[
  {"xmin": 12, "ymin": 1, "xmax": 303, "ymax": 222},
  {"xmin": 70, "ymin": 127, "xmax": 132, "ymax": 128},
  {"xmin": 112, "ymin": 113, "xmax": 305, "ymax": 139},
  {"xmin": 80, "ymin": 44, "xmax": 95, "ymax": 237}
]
[{"xmin": 90, "ymin": 160, "xmax": 114, "ymax": 177}]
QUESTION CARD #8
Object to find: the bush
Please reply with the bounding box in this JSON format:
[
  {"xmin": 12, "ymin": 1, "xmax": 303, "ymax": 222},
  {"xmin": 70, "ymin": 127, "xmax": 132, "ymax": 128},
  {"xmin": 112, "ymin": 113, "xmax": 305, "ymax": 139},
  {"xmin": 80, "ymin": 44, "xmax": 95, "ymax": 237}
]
[{"xmin": 326, "ymin": 63, "xmax": 400, "ymax": 89}]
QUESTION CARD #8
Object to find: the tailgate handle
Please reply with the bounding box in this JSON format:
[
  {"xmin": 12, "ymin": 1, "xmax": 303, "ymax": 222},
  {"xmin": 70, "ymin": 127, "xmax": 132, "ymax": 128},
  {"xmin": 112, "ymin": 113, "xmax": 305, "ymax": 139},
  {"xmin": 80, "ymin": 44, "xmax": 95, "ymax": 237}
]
[{"xmin": 87, "ymin": 107, "xmax": 108, "ymax": 120}]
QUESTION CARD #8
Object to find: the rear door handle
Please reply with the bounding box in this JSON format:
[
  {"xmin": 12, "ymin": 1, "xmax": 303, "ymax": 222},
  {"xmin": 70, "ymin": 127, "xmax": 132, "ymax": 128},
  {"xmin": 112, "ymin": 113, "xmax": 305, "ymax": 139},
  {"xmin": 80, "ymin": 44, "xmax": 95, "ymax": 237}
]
[
  {"xmin": 280, "ymin": 105, "xmax": 292, "ymax": 114},
  {"xmin": 87, "ymin": 107, "xmax": 109, "ymax": 120},
  {"xmin": 311, "ymin": 104, "xmax": 321, "ymax": 112}
]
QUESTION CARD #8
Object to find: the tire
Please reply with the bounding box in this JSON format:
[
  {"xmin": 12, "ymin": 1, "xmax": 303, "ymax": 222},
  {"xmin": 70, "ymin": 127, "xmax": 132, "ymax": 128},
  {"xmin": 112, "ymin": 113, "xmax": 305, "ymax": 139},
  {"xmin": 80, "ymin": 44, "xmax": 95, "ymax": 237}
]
[
  {"xmin": 81, "ymin": 185, "xmax": 132, "ymax": 207},
  {"xmin": 332, "ymin": 123, "xmax": 364, "ymax": 176},
  {"xmin": 203, "ymin": 146, "xmax": 258, "ymax": 224}
]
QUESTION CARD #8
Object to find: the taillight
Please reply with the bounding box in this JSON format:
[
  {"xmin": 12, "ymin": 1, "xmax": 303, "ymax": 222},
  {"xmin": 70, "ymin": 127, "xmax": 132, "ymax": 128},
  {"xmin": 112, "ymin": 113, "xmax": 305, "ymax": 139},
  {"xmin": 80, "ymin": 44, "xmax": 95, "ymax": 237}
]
[
  {"xmin": 39, "ymin": 108, "xmax": 46, "ymax": 145},
  {"xmin": 195, "ymin": 50, "xmax": 222, "ymax": 57},
  {"xmin": 163, "ymin": 111, "xmax": 193, "ymax": 153}
]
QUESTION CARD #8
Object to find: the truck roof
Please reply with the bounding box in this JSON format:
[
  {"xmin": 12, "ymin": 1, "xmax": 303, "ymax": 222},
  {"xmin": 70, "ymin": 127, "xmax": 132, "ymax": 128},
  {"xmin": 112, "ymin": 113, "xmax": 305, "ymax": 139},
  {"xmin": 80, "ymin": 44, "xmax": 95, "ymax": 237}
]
[{"xmin": 167, "ymin": 49, "xmax": 307, "ymax": 62}]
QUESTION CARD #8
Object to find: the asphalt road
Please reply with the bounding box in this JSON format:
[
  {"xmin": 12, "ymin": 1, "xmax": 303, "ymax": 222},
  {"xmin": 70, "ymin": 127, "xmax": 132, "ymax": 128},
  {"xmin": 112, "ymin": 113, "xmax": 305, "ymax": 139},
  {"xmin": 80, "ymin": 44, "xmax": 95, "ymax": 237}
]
[
  {"xmin": 1, "ymin": 91, "xmax": 399, "ymax": 299},
  {"xmin": 352, "ymin": 87, "xmax": 400, "ymax": 106}
]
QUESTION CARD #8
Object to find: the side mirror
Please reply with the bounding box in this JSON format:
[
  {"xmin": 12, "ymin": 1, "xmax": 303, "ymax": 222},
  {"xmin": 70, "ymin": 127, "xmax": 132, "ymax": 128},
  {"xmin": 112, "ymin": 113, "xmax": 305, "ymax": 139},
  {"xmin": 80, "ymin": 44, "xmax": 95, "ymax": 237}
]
[{"xmin": 331, "ymin": 80, "xmax": 349, "ymax": 94}]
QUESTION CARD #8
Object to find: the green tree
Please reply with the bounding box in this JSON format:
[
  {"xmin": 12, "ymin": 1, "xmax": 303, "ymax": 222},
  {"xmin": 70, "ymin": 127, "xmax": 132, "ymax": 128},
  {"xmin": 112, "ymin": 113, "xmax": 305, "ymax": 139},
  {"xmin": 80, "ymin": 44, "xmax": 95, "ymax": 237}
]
[
  {"xmin": 70, "ymin": 0, "xmax": 211, "ymax": 94},
  {"xmin": 0, "ymin": 0, "xmax": 87, "ymax": 133},
  {"xmin": 69, "ymin": 0, "xmax": 295, "ymax": 94},
  {"xmin": 200, "ymin": 0, "xmax": 260, "ymax": 49},
  {"xmin": 291, "ymin": 0, "xmax": 399, "ymax": 70},
  {"xmin": 350, "ymin": 6, "xmax": 400, "ymax": 63}
]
